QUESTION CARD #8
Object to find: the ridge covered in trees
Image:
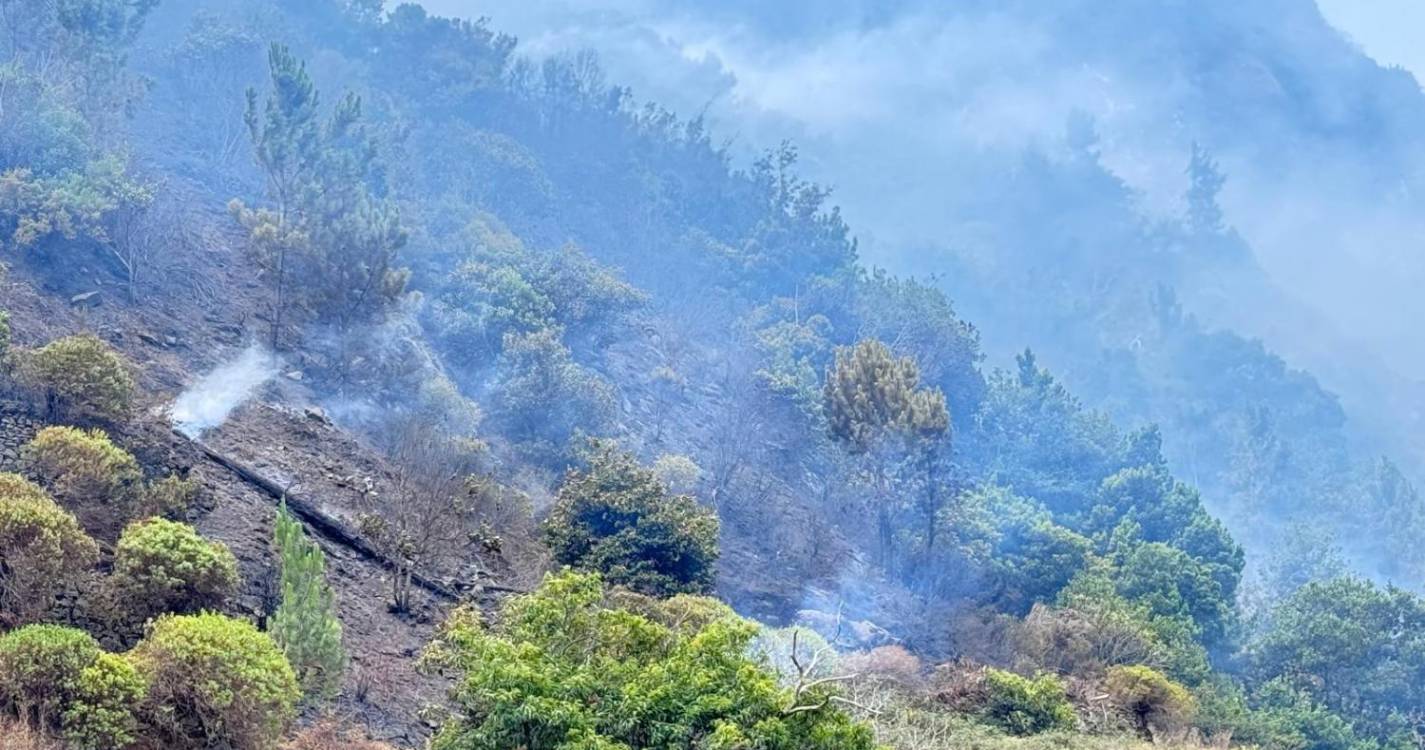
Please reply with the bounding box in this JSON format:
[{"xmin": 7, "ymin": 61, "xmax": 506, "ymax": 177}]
[{"xmin": 0, "ymin": 1, "xmax": 1420, "ymax": 749}]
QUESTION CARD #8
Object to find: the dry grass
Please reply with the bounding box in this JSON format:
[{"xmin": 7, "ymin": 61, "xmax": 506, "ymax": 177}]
[
  {"xmin": 281, "ymin": 719, "xmax": 399, "ymax": 750},
  {"xmin": 0, "ymin": 720, "xmax": 60, "ymax": 750}
]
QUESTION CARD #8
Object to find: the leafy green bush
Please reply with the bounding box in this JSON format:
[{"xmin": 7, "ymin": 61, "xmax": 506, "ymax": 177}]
[
  {"xmin": 544, "ymin": 440, "xmax": 719, "ymax": 597},
  {"xmin": 1105, "ymin": 665, "xmax": 1195, "ymax": 736},
  {"xmin": 421, "ymin": 570, "xmax": 876, "ymax": 750},
  {"xmin": 270, "ymin": 503, "xmax": 345, "ymax": 700},
  {"xmin": 0, "ymin": 625, "xmax": 145, "ymax": 750},
  {"xmin": 130, "ymin": 613, "xmax": 299, "ymax": 750},
  {"xmin": 23, "ymin": 425, "xmax": 143, "ymax": 536},
  {"xmin": 0, "ymin": 158, "xmax": 152, "ymax": 254},
  {"xmin": 980, "ymin": 668, "xmax": 1076, "ymax": 736},
  {"xmin": 0, "ymin": 476, "xmax": 99, "ymax": 626},
  {"xmin": 63, "ymin": 653, "xmax": 147, "ymax": 750},
  {"xmin": 109, "ymin": 518, "xmax": 239, "ymax": 621},
  {"xmin": 17, "ymin": 334, "xmax": 135, "ymax": 423}
]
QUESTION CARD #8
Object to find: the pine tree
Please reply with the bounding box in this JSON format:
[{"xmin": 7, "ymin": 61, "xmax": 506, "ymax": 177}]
[
  {"xmin": 824, "ymin": 339, "xmax": 950, "ymax": 567},
  {"xmin": 270, "ymin": 502, "xmax": 346, "ymax": 700}
]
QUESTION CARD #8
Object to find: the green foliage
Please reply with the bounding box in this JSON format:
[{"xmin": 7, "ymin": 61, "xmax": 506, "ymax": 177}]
[
  {"xmin": 232, "ymin": 44, "xmax": 408, "ymax": 349},
  {"xmin": 956, "ymin": 485, "xmax": 1093, "ymax": 612},
  {"xmin": 1249, "ymin": 577, "xmax": 1425, "ymax": 745},
  {"xmin": 979, "ymin": 669, "xmax": 1077, "ymax": 736},
  {"xmin": 18, "ymin": 334, "xmax": 135, "ymax": 423},
  {"xmin": 421, "ymin": 570, "xmax": 876, "ymax": 750},
  {"xmin": 1104, "ymin": 665, "xmax": 1195, "ymax": 736},
  {"xmin": 270, "ymin": 503, "xmax": 346, "ymax": 700},
  {"xmin": 130, "ymin": 612, "xmax": 300, "ymax": 750},
  {"xmin": 0, "ymin": 475, "xmax": 99, "ymax": 627},
  {"xmin": 544, "ymin": 441, "xmax": 719, "ymax": 597},
  {"xmin": 63, "ymin": 653, "xmax": 147, "ymax": 750},
  {"xmin": 853, "ymin": 269, "xmax": 986, "ymax": 425},
  {"xmin": 0, "ymin": 157, "xmax": 152, "ymax": 253},
  {"xmin": 824, "ymin": 338, "xmax": 948, "ymax": 453},
  {"xmin": 968, "ymin": 350, "xmax": 1125, "ymax": 516},
  {"xmin": 0, "ymin": 624, "xmax": 145, "ymax": 750},
  {"xmin": 824, "ymin": 337, "xmax": 951, "ymax": 568},
  {"xmin": 492, "ymin": 328, "xmax": 616, "ymax": 459},
  {"xmin": 23, "ymin": 425, "xmax": 142, "ymax": 534},
  {"xmin": 433, "ymin": 217, "xmax": 646, "ymax": 362},
  {"xmin": 109, "ymin": 518, "xmax": 239, "ymax": 621},
  {"xmin": 1058, "ymin": 560, "xmax": 1212, "ymax": 684}
]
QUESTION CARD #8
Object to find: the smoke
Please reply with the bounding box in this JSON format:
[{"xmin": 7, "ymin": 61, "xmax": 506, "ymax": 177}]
[{"xmin": 170, "ymin": 345, "xmax": 281, "ymax": 438}]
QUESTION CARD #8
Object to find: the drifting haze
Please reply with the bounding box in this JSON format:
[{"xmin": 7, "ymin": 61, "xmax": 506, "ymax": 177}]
[{"xmin": 422, "ymin": 0, "xmax": 1425, "ymax": 384}]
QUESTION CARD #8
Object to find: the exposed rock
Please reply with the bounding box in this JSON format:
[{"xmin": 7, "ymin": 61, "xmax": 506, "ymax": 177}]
[{"xmin": 70, "ymin": 290, "xmax": 102, "ymax": 307}]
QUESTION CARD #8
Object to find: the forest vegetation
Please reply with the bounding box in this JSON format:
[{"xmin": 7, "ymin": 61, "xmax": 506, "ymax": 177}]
[{"xmin": 1, "ymin": 1, "xmax": 1423, "ymax": 749}]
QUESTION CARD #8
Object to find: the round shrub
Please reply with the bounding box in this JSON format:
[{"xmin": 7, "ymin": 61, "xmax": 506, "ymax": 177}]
[
  {"xmin": 63, "ymin": 653, "xmax": 147, "ymax": 750},
  {"xmin": 0, "ymin": 482, "xmax": 99, "ymax": 626},
  {"xmin": 19, "ymin": 334, "xmax": 135, "ymax": 423},
  {"xmin": 23, "ymin": 426, "xmax": 142, "ymax": 536},
  {"xmin": 109, "ymin": 518, "xmax": 239, "ymax": 621},
  {"xmin": 544, "ymin": 440, "xmax": 719, "ymax": 597},
  {"xmin": 1105, "ymin": 664, "xmax": 1196, "ymax": 736},
  {"xmin": 980, "ymin": 668, "xmax": 1076, "ymax": 736},
  {"xmin": 0, "ymin": 624, "xmax": 101, "ymax": 728},
  {"xmin": 0, "ymin": 625, "xmax": 144, "ymax": 749},
  {"xmin": 130, "ymin": 613, "xmax": 299, "ymax": 750}
]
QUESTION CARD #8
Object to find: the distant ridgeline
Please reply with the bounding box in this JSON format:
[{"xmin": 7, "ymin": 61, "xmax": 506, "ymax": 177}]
[{"xmin": 2, "ymin": 1, "xmax": 1425, "ymax": 749}]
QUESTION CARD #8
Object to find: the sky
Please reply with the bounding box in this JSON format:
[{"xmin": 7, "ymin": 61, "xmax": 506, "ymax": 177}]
[{"xmin": 1316, "ymin": 0, "xmax": 1425, "ymax": 81}]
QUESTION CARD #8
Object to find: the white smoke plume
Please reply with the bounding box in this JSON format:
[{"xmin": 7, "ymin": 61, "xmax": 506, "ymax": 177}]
[{"xmin": 170, "ymin": 345, "xmax": 280, "ymax": 438}]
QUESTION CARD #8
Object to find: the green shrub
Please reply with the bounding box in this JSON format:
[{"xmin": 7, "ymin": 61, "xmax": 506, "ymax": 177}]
[
  {"xmin": 130, "ymin": 613, "xmax": 299, "ymax": 750},
  {"xmin": 270, "ymin": 503, "xmax": 346, "ymax": 700},
  {"xmin": 63, "ymin": 653, "xmax": 147, "ymax": 750},
  {"xmin": 18, "ymin": 334, "xmax": 135, "ymax": 423},
  {"xmin": 0, "ymin": 478, "xmax": 99, "ymax": 626},
  {"xmin": 0, "ymin": 625, "xmax": 101, "ymax": 729},
  {"xmin": 421, "ymin": 570, "xmax": 876, "ymax": 750},
  {"xmin": 23, "ymin": 426, "xmax": 143, "ymax": 534},
  {"xmin": 543, "ymin": 440, "xmax": 719, "ymax": 597},
  {"xmin": 1105, "ymin": 665, "xmax": 1196, "ymax": 736},
  {"xmin": 109, "ymin": 518, "xmax": 239, "ymax": 621},
  {"xmin": 980, "ymin": 668, "xmax": 1076, "ymax": 736},
  {"xmin": 0, "ymin": 625, "xmax": 144, "ymax": 750}
]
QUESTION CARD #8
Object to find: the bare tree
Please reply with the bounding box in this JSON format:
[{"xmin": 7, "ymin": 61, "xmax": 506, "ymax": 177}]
[{"xmin": 359, "ymin": 422, "xmax": 482, "ymax": 612}]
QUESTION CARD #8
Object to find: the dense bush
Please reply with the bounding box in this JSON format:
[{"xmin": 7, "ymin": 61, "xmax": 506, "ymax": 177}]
[
  {"xmin": 421, "ymin": 570, "xmax": 876, "ymax": 750},
  {"xmin": 543, "ymin": 440, "xmax": 719, "ymax": 597},
  {"xmin": 24, "ymin": 426, "xmax": 143, "ymax": 538},
  {"xmin": 17, "ymin": 334, "xmax": 135, "ymax": 423},
  {"xmin": 1105, "ymin": 665, "xmax": 1196, "ymax": 737},
  {"xmin": 0, "ymin": 625, "xmax": 145, "ymax": 750},
  {"xmin": 129, "ymin": 613, "xmax": 299, "ymax": 750},
  {"xmin": 0, "ymin": 476, "xmax": 99, "ymax": 626},
  {"xmin": 109, "ymin": 518, "xmax": 239, "ymax": 621},
  {"xmin": 979, "ymin": 669, "xmax": 1077, "ymax": 736}
]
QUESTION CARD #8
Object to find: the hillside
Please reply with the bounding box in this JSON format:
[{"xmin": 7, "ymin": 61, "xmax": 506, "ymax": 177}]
[{"xmin": 2, "ymin": 2, "xmax": 1424, "ymax": 750}]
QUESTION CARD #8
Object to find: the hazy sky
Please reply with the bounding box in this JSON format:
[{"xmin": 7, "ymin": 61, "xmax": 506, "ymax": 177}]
[{"xmin": 1317, "ymin": 0, "xmax": 1425, "ymax": 81}]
